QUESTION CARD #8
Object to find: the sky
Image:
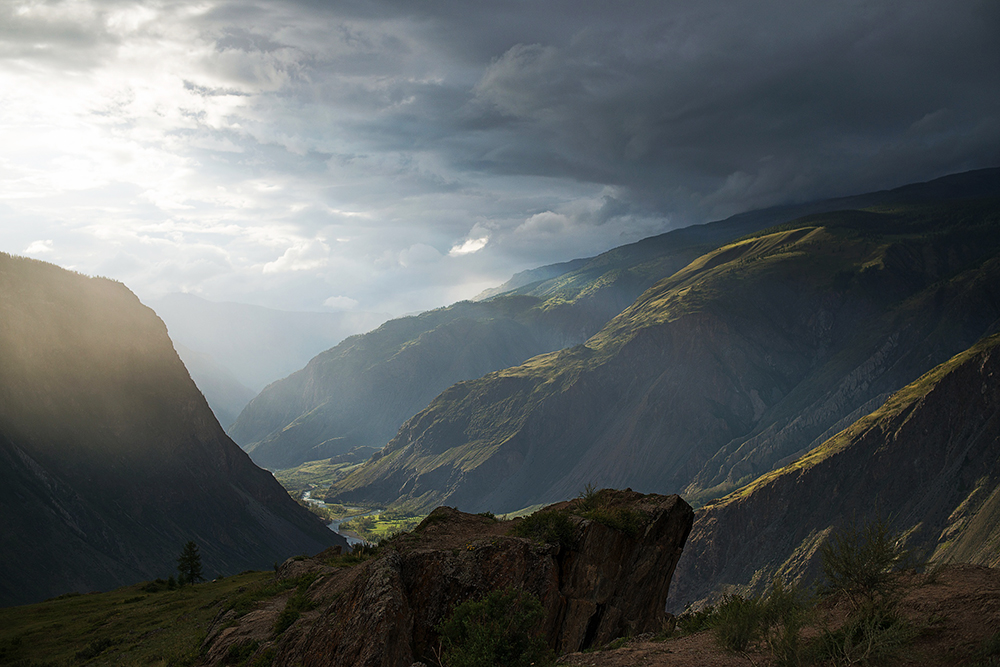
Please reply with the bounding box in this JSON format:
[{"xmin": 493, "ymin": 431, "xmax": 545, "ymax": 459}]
[{"xmin": 1, "ymin": 0, "xmax": 998, "ymax": 316}]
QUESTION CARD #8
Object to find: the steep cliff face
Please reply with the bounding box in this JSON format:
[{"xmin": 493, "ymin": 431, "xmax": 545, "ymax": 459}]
[
  {"xmin": 202, "ymin": 490, "xmax": 693, "ymax": 667},
  {"xmin": 668, "ymin": 332, "xmax": 1000, "ymax": 609},
  {"xmin": 0, "ymin": 254, "xmax": 344, "ymax": 607},
  {"xmin": 329, "ymin": 194, "xmax": 1000, "ymax": 514}
]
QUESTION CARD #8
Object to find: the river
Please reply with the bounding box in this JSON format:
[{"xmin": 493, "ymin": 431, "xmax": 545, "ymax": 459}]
[{"xmin": 302, "ymin": 490, "xmax": 376, "ymax": 547}]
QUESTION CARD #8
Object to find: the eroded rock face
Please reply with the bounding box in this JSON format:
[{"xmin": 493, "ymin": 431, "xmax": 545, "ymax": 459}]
[{"xmin": 202, "ymin": 490, "xmax": 693, "ymax": 667}]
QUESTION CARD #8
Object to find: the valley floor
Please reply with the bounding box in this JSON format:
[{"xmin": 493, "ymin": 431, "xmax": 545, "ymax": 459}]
[{"xmin": 559, "ymin": 564, "xmax": 1000, "ymax": 667}]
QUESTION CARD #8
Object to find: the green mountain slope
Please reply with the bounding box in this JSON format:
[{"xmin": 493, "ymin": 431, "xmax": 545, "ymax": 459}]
[
  {"xmin": 328, "ymin": 191, "xmax": 1000, "ymax": 514},
  {"xmin": 668, "ymin": 331, "xmax": 1000, "ymax": 609},
  {"xmin": 230, "ymin": 219, "xmax": 755, "ymax": 471},
  {"xmin": 0, "ymin": 254, "xmax": 344, "ymax": 607},
  {"xmin": 231, "ymin": 169, "xmax": 1000, "ymax": 472}
]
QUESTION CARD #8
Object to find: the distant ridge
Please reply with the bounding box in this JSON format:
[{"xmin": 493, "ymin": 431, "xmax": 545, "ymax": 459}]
[{"xmin": 472, "ymin": 257, "xmax": 591, "ymax": 301}]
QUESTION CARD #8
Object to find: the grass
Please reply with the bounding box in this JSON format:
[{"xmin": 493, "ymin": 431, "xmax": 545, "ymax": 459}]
[
  {"xmin": 273, "ymin": 459, "xmax": 365, "ymax": 499},
  {"xmin": 0, "ymin": 571, "xmax": 275, "ymax": 666},
  {"xmin": 339, "ymin": 511, "xmax": 425, "ymax": 541},
  {"xmin": 573, "ymin": 487, "xmax": 647, "ymax": 537},
  {"xmin": 507, "ymin": 510, "xmax": 577, "ymax": 549}
]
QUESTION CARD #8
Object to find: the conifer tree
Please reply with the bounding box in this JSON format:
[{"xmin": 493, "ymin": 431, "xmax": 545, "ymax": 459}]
[{"xmin": 176, "ymin": 541, "xmax": 204, "ymax": 584}]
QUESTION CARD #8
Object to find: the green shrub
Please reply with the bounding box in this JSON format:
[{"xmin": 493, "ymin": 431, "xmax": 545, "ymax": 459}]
[
  {"xmin": 251, "ymin": 646, "xmax": 277, "ymax": 667},
  {"xmin": 434, "ymin": 587, "xmax": 554, "ymax": 667},
  {"xmin": 508, "ymin": 511, "xmax": 577, "ymax": 549},
  {"xmin": 577, "ymin": 483, "xmax": 600, "ymax": 511},
  {"xmin": 820, "ymin": 516, "xmax": 908, "ymax": 608},
  {"xmin": 713, "ymin": 593, "xmax": 763, "ymax": 654},
  {"xmin": 675, "ymin": 604, "xmax": 718, "ymax": 635},
  {"xmin": 816, "ymin": 601, "xmax": 916, "ymax": 666},
  {"xmin": 711, "ymin": 579, "xmax": 809, "ymax": 663}
]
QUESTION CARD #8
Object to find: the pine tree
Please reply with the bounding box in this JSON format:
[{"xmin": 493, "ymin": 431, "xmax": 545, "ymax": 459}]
[{"xmin": 176, "ymin": 541, "xmax": 204, "ymax": 585}]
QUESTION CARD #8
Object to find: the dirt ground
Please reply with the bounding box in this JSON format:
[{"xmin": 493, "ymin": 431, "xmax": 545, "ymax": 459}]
[{"xmin": 557, "ymin": 564, "xmax": 1000, "ymax": 667}]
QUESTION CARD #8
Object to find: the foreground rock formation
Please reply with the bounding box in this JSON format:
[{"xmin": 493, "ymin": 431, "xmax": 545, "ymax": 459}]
[{"xmin": 201, "ymin": 490, "xmax": 693, "ymax": 667}]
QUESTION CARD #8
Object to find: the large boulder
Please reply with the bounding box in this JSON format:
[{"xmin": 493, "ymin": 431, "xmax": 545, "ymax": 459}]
[{"xmin": 202, "ymin": 490, "xmax": 693, "ymax": 666}]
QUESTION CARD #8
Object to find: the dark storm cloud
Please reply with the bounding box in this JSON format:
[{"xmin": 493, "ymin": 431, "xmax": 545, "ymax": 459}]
[{"xmin": 270, "ymin": 0, "xmax": 1000, "ymax": 221}]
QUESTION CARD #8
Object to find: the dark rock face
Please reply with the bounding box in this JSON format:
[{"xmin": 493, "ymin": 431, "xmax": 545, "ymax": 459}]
[
  {"xmin": 668, "ymin": 332, "xmax": 1000, "ymax": 610},
  {"xmin": 202, "ymin": 490, "xmax": 693, "ymax": 667},
  {"xmin": 0, "ymin": 254, "xmax": 344, "ymax": 606}
]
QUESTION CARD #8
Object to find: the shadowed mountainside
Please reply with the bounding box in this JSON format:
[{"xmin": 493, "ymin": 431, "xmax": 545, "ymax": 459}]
[
  {"xmin": 669, "ymin": 331, "xmax": 1000, "ymax": 609},
  {"xmin": 0, "ymin": 255, "xmax": 344, "ymax": 607},
  {"xmin": 328, "ymin": 190, "xmax": 1000, "ymax": 515},
  {"xmin": 231, "ymin": 169, "xmax": 1000, "ymax": 472}
]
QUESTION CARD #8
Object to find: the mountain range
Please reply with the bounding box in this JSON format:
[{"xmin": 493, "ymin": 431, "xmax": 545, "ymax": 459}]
[
  {"xmin": 326, "ymin": 189, "xmax": 1000, "ymax": 515},
  {"xmin": 231, "ymin": 169, "xmax": 1000, "ymax": 473},
  {"xmin": 0, "ymin": 256, "xmax": 345, "ymax": 606}
]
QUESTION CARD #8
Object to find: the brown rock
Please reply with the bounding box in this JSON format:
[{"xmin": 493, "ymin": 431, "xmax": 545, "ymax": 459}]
[{"xmin": 201, "ymin": 490, "xmax": 693, "ymax": 667}]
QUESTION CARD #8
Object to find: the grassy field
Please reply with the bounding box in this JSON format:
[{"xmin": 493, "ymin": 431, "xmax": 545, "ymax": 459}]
[
  {"xmin": 0, "ymin": 571, "xmax": 279, "ymax": 666},
  {"xmin": 273, "ymin": 459, "xmax": 362, "ymax": 498},
  {"xmin": 339, "ymin": 512, "xmax": 425, "ymax": 542}
]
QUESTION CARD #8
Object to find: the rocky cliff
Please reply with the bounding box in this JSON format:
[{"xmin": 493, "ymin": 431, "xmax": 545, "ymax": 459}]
[
  {"xmin": 328, "ymin": 189, "xmax": 1000, "ymax": 514},
  {"xmin": 0, "ymin": 254, "xmax": 345, "ymax": 606},
  {"xmin": 667, "ymin": 332, "xmax": 1000, "ymax": 609},
  {"xmin": 201, "ymin": 490, "xmax": 693, "ymax": 667}
]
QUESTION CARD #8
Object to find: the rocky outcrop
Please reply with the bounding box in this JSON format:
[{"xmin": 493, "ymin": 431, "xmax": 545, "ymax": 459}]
[
  {"xmin": 201, "ymin": 490, "xmax": 693, "ymax": 667},
  {"xmin": 667, "ymin": 332, "xmax": 1000, "ymax": 610}
]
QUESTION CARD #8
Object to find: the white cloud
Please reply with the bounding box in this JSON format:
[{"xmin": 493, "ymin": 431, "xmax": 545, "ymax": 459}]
[
  {"xmin": 448, "ymin": 236, "xmax": 489, "ymax": 256},
  {"xmin": 0, "ymin": 0, "xmax": 992, "ymax": 319},
  {"xmin": 324, "ymin": 295, "xmax": 359, "ymax": 310},
  {"xmin": 262, "ymin": 238, "xmax": 330, "ymax": 274},
  {"xmin": 24, "ymin": 239, "xmax": 54, "ymax": 254}
]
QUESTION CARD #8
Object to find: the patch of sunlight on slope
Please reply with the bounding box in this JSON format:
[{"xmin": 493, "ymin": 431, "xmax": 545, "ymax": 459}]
[
  {"xmin": 710, "ymin": 332, "xmax": 1000, "ymax": 510},
  {"xmin": 588, "ymin": 226, "xmax": 826, "ymax": 352}
]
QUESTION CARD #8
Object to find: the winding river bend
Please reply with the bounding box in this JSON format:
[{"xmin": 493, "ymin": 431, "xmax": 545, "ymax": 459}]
[{"xmin": 301, "ymin": 491, "xmax": 374, "ymax": 547}]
